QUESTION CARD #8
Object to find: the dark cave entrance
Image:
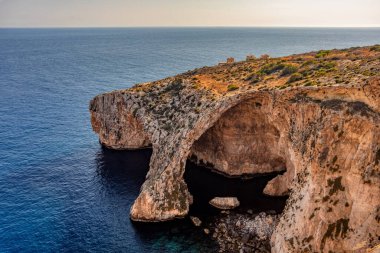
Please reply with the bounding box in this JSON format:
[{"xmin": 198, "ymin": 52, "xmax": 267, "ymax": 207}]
[
  {"xmin": 184, "ymin": 160, "xmax": 288, "ymax": 218},
  {"xmin": 184, "ymin": 98, "xmax": 290, "ymax": 218}
]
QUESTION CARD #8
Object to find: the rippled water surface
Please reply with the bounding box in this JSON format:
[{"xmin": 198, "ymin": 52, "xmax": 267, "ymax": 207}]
[{"xmin": 1, "ymin": 28, "xmax": 380, "ymax": 252}]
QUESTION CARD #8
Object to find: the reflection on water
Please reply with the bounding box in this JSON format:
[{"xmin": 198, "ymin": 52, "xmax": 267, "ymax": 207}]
[{"xmin": 95, "ymin": 147, "xmax": 152, "ymax": 194}]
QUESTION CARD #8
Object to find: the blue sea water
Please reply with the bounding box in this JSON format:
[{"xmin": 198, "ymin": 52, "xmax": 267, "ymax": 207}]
[{"xmin": 0, "ymin": 27, "xmax": 380, "ymax": 252}]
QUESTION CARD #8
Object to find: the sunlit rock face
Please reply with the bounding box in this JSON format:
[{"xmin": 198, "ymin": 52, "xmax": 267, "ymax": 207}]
[
  {"xmin": 190, "ymin": 98, "xmax": 287, "ymax": 176},
  {"xmin": 90, "ymin": 93, "xmax": 151, "ymax": 149},
  {"xmin": 209, "ymin": 197, "xmax": 240, "ymax": 210},
  {"xmin": 90, "ymin": 46, "xmax": 380, "ymax": 252}
]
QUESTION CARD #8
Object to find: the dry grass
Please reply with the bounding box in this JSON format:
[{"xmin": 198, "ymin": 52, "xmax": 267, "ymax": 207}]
[{"xmin": 130, "ymin": 45, "xmax": 380, "ymax": 95}]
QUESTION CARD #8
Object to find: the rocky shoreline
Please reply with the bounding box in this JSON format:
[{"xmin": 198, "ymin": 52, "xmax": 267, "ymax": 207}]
[{"xmin": 190, "ymin": 210, "xmax": 280, "ymax": 253}]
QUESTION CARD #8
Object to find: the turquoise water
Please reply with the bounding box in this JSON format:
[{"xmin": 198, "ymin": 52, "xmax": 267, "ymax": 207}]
[{"xmin": 0, "ymin": 28, "xmax": 380, "ymax": 252}]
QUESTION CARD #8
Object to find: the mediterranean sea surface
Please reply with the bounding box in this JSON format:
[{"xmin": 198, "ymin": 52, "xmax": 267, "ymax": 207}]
[{"xmin": 1, "ymin": 28, "xmax": 380, "ymax": 252}]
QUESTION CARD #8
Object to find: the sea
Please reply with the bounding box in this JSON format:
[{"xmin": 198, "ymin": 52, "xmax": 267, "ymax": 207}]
[{"xmin": 1, "ymin": 27, "xmax": 380, "ymax": 252}]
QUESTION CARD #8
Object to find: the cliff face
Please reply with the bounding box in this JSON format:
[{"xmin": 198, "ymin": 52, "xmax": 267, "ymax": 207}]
[
  {"xmin": 90, "ymin": 46, "xmax": 380, "ymax": 252},
  {"xmin": 90, "ymin": 93, "xmax": 151, "ymax": 149}
]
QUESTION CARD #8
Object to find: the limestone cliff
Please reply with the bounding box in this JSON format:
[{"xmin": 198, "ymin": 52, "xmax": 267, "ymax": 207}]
[{"xmin": 90, "ymin": 46, "xmax": 380, "ymax": 252}]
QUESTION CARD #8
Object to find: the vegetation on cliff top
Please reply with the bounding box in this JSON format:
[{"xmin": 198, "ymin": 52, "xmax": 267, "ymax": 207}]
[{"xmin": 129, "ymin": 45, "xmax": 380, "ymax": 98}]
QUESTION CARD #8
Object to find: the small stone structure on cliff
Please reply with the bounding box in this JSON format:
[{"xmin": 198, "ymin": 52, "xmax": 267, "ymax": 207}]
[
  {"xmin": 219, "ymin": 57, "xmax": 235, "ymax": 65},
  {"xmin": 90, "ymin": 45, "xmax": 380, "ymax": 252},
  {"xmin": 227, "ymin": 57, "xmax": 235, "ymax": 64},
  {"xmin": 246, "ymin": 54, "xmax": 256, "ymax": 61}
]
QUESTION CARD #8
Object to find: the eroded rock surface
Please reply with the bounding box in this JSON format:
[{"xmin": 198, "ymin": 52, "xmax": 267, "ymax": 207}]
[
  {"xmin": 210, "ymin": 212, "xmax": 280, "ymax": 253},
  {"xmin": 90, "ymin": 46, "xmax": 380, "ymax": 252},
  {"xmin": 190, "ymin": 99, "xmax": 286, "ymax": 176}
]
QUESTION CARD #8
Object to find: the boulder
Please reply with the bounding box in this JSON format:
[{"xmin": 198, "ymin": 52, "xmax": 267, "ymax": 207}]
[{"xmin": 209, "ymin": 197, "xmax": 240, "ymax": 210}]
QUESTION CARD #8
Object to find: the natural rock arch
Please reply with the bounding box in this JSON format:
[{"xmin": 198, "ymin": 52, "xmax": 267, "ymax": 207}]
[
  {"xmin": 128, "ymin": 90, "xmax": 300, "ymax": 222},
  {"xmin": 90, "ymin": 74, "xmax": 380, "ymax": 252},
  {"xmin": 189, "ymin": 96, "xmax": 296, "ymax": 199}
]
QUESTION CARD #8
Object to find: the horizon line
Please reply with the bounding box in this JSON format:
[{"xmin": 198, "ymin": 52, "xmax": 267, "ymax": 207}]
[{"xmin": 1, "ymin": 25, "xmax": 380, "ymax": 29}]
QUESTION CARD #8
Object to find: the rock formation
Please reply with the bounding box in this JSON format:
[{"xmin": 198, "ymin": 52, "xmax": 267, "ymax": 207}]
[
  {"xmin": 209, "ymin": 211, "xmax": 280, "ymax": 252},
  {"xmin": 90, "ymin": 45, "xmax": 380, "ymax": 252}
]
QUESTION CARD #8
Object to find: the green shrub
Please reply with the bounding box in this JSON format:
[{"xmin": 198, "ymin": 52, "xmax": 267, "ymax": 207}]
[
  {"xmin": 321, "ymin": 61, "xmax": 337, "ymax": 70},
  {"xmin": 287, "ymin": 73, "xmax": 303, "ymax": 83},
  {"xmin": 227, "ymin": 84, "xmax": 239, "ymax": 91},
  {"xmin": 258, "ymin": 62, "xmax": 285, "ymax": 75},
  {"xmin": 281, "ymin": 65, "xmax": 298, "ymax": 76},
  {"xmin": 315, "ymin": 69, "xmax": 327, "ymax": 77},
  {"xmin": 370, "ymin": 45, "xmax": 380, "ymax": 52},
  {"xmin": 301, "ymin": 60, "xmax": 317, "ymax": 67},
  {"xmin": 245, "ymin": 73, "xmax": 261, "ymax": 84},
  {"xmin": 316, "ymin": 50, "xmax": 330, "ymax": 58},
  {"xmin": 304, "ymin": 81, "xmax": 313, "ymax": 87}
]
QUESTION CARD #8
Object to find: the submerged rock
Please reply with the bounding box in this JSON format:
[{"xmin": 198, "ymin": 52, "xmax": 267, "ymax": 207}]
[
  {"xmin": 209, "ymin": 211, "xmax": 280, "ymax": 253},
  {"xmin": 209, "ymin": 197, "xmax": 240, "ymax": 210},
  {"xmin": 190, "ymin": 216, "xmax": 202, "ymax": 227}
]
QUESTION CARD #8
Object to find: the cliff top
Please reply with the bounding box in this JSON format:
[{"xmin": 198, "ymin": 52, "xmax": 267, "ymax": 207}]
[{"xmin": 127, "ymin": 45, "xmax": 380, "ymax": 96}]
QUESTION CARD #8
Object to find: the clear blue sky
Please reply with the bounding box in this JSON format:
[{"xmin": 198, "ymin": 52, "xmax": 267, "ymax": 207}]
[{"xmin": 0, "ymin": 0, "xmax": 379, "ymax": 28}]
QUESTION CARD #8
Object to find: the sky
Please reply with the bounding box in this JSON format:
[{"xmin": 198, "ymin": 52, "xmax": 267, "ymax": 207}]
[{"xmin": 0, "ymin": 0, "xmax": 379, "ymax": 28}]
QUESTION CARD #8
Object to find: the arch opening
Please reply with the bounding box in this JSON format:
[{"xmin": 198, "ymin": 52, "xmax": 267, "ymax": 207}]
[
  {"xmin": 184, "ymin": 98, "xmax": 291, "ymax": 215},
  {"xmin": 183, "ymin": 97, "xmax": 293, "ymax": 252},
  {"xmin": 190, "ymin": 99, "xmax": 287, "ymax": 177}
]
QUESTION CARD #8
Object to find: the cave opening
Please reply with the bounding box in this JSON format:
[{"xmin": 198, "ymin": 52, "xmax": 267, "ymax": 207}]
[
  {"xmin": 184, "ymin": 98, "xmax": 290, "ymax": 218},
  {"xmin": 184, "ymin": 160, "xmax": 288, "ymax": 217}
]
